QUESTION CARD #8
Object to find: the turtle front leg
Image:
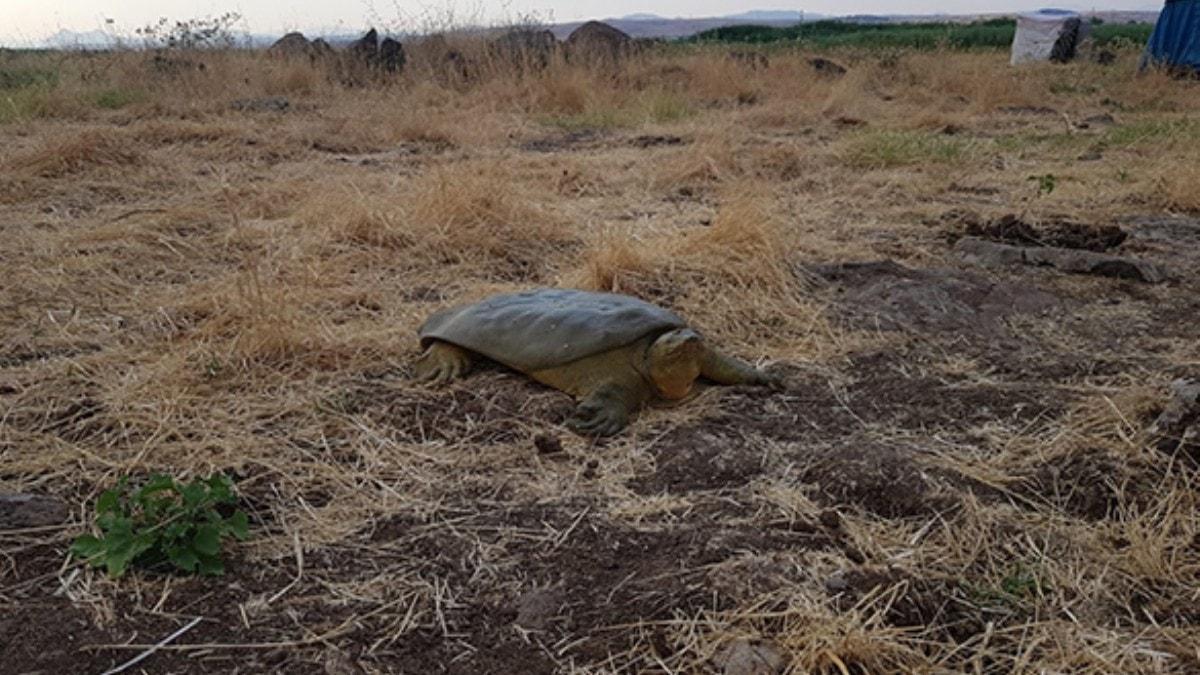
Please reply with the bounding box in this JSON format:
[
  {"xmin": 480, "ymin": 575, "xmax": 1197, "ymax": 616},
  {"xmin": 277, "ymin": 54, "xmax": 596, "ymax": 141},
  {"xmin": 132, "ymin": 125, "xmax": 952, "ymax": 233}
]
[
  {"xmin": 413, "ymin": 341, "xmax": 473, "ymax": 384},
  {"xmin": 565, "ymin": 383, "xmax": 642, "ymax": 437},
  {"xmin": 700, "ymin": 347, "xmax": 781, "ymax": 388}
]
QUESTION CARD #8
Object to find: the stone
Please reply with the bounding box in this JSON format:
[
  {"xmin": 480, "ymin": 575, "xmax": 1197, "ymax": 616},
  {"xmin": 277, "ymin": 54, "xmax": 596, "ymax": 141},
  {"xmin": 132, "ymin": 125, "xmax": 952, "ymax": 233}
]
[
  {"xmin": 268, "ymin": 32, "xmax": 312, "ymax": 57},
  {"xmin": 232, "ymin": 97, "xmax": 290, "ymax": 112},
  {"xmin": 954, "ymin": 237, "xmax": 1168, "ymax": 283},
  {"xmin": 348, "ymin": 28, "xmax": 379, "ymax": 61},
  {"xmin": 565, "ymin": 21, "xmax": 634, "ymax": 65},
  {"xmin": 0, "ymin": 494, "xmax": 69, "ymax": 530},
  {"xmin": 490, "ymin": 29, "xmax": 558, "ymax": 70},
  {"xmin": 533, "ymin": 433, "xmax": 564, "ymax": 455},
  {"xmin": 379, "ymin": 38, "xmax": 405, "ymax": 73},
  {"xmin": 808, "ymin": 57, "xmax": 847, "ymax": 77},
  {"xmin": 513, "ymin": 588, "xmax": 564, "ymax": 631},
  {"xmin": 1148, "ymin": 378, "xmax": 1200, "ymax": 456},
  {"xmin": 714, "ymin": 639, "xmax": 786, "ymax": 675}
]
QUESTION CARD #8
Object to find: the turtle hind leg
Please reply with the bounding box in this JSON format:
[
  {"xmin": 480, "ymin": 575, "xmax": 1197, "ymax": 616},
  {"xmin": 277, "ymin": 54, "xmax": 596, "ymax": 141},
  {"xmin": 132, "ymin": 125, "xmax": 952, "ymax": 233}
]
[
  {"xmin": 565, "ymin": 383, "xmax": 640, "ymax": 437},
  {"xmin": 700, "ymin": 346, "xmax": 781, "ymax": 388},
  {"xmin": 413, "ymin": 341, "xmax": 473, "ymax": 384}
]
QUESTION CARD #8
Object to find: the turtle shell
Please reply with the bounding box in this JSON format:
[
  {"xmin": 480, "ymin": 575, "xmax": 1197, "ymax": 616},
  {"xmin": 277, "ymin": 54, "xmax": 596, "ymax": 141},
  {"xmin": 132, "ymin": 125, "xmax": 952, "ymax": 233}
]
[{"xmin": 418, "ymin": 288, "xmax": 688, "ymax": 372}]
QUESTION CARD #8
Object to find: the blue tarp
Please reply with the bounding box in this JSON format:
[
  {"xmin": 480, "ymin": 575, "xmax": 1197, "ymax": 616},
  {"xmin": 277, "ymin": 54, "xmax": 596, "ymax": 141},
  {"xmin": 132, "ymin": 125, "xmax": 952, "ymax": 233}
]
[{"xmin": 1143, "ymin": 0, "xmax": 1200, "ymax": 73}]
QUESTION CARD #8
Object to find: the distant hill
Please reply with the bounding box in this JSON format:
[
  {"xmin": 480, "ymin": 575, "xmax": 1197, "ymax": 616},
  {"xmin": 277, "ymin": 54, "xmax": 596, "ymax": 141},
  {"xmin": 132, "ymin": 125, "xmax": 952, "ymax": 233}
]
[{"xmin": 725, "ymin": 10, "xmax": 807, "ymax": 21}]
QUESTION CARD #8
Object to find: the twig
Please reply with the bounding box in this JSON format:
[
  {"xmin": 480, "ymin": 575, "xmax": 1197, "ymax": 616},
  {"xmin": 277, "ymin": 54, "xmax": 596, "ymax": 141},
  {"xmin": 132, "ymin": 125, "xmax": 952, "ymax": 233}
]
[{"xmin": 100, "ymin": 616, "xmax": 204, "ymax": 675}]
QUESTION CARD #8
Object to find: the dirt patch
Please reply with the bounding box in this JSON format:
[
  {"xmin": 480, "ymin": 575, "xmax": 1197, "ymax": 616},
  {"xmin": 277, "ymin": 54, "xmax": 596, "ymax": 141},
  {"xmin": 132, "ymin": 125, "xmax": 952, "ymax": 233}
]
[
  {"xmin": 627, "ymin": 427, "xmax": 768, "ymax": 495},
  {"xmin": 845, "ymin": 351, "xmax": 1056, "ymax": 431},
  {"xmin": 961, "ymin": 214, "xmax": 1128, "ymax": 252},
  {"xmin": 827, "ymin": 567, "xmax": 980, "ymax": 641},
  {"xmin": 1015, "ymin": 448, "xmax": 1159, "ymax": 520},
  {"xmin": 810, "ymin": 260, "xmax": 1060, "ymax": 336},
  {"xmin": 629, "ymin": 134, "xmax": 687, "ymax": 148},
  {"xmin": 710, "ymin": 372, "xmax": 859, "ymax": 443},
  {"xmin": 520, "ymin": 130, "xmax": 605, "ymax": 153},
  {"xmin": 793, "ymin": 442, "xmax": 956, "ymax": 519},
  {"xmin": 360, "ymin": 368, "xmax": 574, "ymax": 445}
]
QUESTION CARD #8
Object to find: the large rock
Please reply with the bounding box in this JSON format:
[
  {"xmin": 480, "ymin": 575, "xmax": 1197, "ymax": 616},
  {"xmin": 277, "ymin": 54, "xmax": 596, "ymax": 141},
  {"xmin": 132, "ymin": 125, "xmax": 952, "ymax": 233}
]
[
  {"xmin": 348, "ymin": 28, "xmax": 379, "ymax": 62},
  {"xmin": 379, "ymin": 37, "xmax": 406, "ymax": 73},
  {"xmin": 954, "ymin": 237, "xmax": 1168, "ymax": 283},
  {"xmin": 268, "ymin": 32, "xmax": 313, "ymax": 57},
  {"xmin": 564, "ymin": 21, "xmax": 633, "ymax": 65},
  {"xmin": 490, "ymin": 28, "xmax": 558, "ymax": 70}
]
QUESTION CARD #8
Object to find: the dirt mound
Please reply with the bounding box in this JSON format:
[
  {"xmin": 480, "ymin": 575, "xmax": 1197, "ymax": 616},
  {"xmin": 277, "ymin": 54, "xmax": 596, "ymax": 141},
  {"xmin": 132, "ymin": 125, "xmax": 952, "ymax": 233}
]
[
  {"xmin": 1016, "ymin": 448, "xmax": 1161, "ymax": 520},
  {"xmin": 811, "ymin": 260, "xmax": 1059, "ymax": 335},
  {"xmin": 795, "ymin": 443, "xmax": 956, "ymax": 519},
  {"xmin": 963, "ymin": 214, "xmax": 1128, "ymax": 252}
]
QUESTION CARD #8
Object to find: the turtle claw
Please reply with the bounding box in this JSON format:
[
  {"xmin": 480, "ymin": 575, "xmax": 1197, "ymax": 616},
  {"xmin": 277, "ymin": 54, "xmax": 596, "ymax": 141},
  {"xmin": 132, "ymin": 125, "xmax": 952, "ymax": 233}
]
[
  {"xmin": 758, "ymin": 370, "xmax": 786, "ymax": 391},
  {"xmin": 566, "ymin": 401, "xmax": 627, "ymax": 437},
  {"xmin": 413, "ymin": 343, "xmax": 471, "ymax": 385}
]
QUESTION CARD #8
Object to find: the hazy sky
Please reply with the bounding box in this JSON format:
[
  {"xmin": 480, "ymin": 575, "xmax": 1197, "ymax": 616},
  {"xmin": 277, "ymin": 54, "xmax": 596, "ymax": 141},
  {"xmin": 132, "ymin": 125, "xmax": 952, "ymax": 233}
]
[{"xmin": 2, "ymin": 0, "xmax": 1160, "ymax": 45}]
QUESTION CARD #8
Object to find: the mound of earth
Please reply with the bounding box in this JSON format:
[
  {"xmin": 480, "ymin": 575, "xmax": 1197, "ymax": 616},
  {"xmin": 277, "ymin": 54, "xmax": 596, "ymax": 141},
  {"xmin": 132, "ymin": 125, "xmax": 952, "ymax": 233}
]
[
  {"xmin": 962, "ymin": 214, "xmax": 1128, "ymax": 252},
  {"xmin": 809, "ymin": 260, "xmax": 1060, "ymax": 335}
]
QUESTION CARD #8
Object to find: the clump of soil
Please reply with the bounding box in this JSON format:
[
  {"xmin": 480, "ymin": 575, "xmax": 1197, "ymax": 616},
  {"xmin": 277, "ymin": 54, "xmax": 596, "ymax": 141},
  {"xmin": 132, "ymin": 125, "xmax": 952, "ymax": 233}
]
[{"xmin": 961, "ymin": 213, "xmax": 1128, "ymax": 252}]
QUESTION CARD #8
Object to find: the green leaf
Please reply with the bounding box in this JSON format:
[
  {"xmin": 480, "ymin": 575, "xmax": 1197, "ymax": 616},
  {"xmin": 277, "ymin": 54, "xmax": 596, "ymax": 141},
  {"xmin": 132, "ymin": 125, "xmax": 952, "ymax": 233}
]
[
  {"xmin": 168, "ymin": 546, "xmax": 200, "ymax": 572},
  {"xmin": 197, "ymin": 554, "xmax": 225, "ymax": 576},
  {"xmin": 95, "ymin": 489, "xmax": 121, "ymax": 515},
  {"xmin": 136, "ymin": 475, "xmax": 178, "ymax": 501},
  {"xmin": 206, "ymin": 476, "xmax": 233, "ymax": 503},
  {"xmin": 193, "ymin": 524, "xmax": 221, "ymax": 556},
  {"xmin": 105, "ymin": 545, "xmax": 137, "ymax": 578},
  {"xmin": 180, "ymin": 482, "xmax": 208, "ymax": 509},
  {"xmin": 70, "ymin": 535, "xmax": 105, "ymax": 560},
  {"xmin": 226, "ymin": 511, "xmax": 249, "ymax": 540}
]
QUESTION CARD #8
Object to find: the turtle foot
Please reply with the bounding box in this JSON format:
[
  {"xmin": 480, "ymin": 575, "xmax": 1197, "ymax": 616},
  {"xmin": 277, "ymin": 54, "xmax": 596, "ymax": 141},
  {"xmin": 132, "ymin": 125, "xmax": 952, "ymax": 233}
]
[
  {"xmin": 413, "ymin": 343, "xmax": 472, "ymax": 384},
  {"xmin": 565, "ymin": 399, "xmax": 629, "ymax": 437}
]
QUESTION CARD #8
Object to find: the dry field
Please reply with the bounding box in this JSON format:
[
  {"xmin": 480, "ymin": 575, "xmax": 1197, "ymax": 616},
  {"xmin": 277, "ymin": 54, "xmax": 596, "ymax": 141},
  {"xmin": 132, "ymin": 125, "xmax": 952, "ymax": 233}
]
[{"xmin": 2, "ymin": 40, "xmax": 1199, "ymax": 674}]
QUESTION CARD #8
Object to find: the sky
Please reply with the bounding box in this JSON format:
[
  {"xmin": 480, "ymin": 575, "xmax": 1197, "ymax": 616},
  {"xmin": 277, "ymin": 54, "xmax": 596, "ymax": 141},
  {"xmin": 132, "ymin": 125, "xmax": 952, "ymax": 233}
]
[{"xmin": 1, "ymin": 0, "xmax": 1161, "ymax": 46}]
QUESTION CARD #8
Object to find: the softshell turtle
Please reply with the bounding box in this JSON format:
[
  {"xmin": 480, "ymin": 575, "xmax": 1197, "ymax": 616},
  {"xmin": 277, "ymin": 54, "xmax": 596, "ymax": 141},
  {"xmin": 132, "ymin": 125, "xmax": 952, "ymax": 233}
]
[{"xmin": 413, "ymin": 288, "xmax": 778, "ymax": 436}]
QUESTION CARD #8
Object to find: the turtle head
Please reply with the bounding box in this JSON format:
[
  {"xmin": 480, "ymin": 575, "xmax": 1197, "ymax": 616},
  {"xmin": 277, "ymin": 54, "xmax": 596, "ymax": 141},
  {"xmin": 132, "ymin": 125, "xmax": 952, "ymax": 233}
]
[{"xmin": 646, "ymin": 328, "xmax": 704, "ymax": 399}]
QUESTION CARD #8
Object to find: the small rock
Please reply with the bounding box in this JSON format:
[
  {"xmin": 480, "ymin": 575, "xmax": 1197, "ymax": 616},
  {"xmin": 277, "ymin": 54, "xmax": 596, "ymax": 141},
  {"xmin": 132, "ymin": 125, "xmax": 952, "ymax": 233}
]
[
  {"xmin": 1148, "ymin": 378, "xmax": 1200, "ymax": 456},
  {"xmin": 808, "ymin": 57, "xmax": 847, "ymax": 77},
  {"xmin": 582, "ymin": 459, "xmax": 600, "ymax": 479},
  {"xmin": 513, "ymin": 588, "xmax": 564, "ymax": 630},
  {"xmin": 323, "ymin": 647, "xmax": 362, "ymax": 675},
  {"xmin": 1078, "ymin": 149, "xmax": 1104, "ymax": 161},
  {"xmin": 823, "ymin": 573, "xmax": 850, "ymax": 594},
  {"xmin": 714, "ymin": 639, "xmax": 786, "ymax": 675},
  {"xmin": 0, "ymin": 494, "xmax": 70, "ymax": 530},
  {"xmin": 1083, "ymin": 113, "xmax": 1116, "ymax": 126},
  {"xmin": 534, "ymin": 434, "xmax": 564, "ymax": 455},
  {"xmin": 231, "ymin": 97, "xmax": 290, "ymax": 113},
  {"xmin": 818, "ymin": 509, "xmax": 842, "ymax": 530}
]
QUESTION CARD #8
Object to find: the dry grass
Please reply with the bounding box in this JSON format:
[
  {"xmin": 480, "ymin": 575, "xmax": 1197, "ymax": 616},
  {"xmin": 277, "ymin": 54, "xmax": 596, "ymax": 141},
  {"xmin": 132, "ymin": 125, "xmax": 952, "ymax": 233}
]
[{"xmin": 2, "ymin": 40, "xmax": 1199, "ymax": 674}]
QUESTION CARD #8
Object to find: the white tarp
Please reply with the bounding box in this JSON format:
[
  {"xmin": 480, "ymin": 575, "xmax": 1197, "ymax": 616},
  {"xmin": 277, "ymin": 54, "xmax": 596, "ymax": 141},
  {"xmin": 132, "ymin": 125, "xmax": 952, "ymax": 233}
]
[{"xmin": 1010, "ymin": 9, "xmax": 1090, "ymax": 65}]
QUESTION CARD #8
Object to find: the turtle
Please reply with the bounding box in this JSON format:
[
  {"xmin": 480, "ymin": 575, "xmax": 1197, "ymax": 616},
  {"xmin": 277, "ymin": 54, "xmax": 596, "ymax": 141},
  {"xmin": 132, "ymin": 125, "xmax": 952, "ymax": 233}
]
[{"xmin": 412, "ymin": 288, "xmax": 780, "ymax": 436}]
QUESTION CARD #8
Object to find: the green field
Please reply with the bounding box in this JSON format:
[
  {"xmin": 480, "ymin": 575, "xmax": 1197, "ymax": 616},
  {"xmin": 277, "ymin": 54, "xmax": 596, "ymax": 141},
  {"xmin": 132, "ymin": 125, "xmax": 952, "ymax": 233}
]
[{"xmin": 690, "ymin": 18, "xmax": 1154, "ymax": 50}]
